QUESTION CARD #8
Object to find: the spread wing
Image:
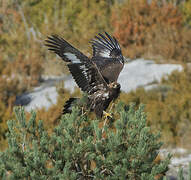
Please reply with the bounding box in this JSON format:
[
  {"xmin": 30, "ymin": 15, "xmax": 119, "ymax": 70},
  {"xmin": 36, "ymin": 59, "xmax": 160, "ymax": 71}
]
[
  {"xmin": 45, "ymin": 35, "xmax": 108, "ymax": 94},
  {"xmin": 90, "ymin": 32, "xmax": 123, "ymax": 62},
  {"xmin": 45, "ymin": 35, "xmax": 88, "ymax": 64},
  {"xmin": 90, "ymin": 32, "xmax": 124, "ymax": 82}
]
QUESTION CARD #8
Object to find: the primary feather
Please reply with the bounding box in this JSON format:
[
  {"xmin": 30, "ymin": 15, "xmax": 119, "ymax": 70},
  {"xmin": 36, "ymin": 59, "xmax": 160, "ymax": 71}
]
[{"xmin": 90, "ymin": 32, "xmax": 124, "ymax": 83}]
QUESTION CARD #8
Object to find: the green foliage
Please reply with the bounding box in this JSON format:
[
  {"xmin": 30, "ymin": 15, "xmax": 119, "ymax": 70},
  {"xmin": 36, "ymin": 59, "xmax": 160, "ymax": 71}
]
[
  {"xmin": 178, "ymin": 168, "xmax": 184, "ymax": 180},
  {"xmin": 0, "ymin": 104, "xmax": 170, "ymax": 179},
  {"xmin": 182, "ymin": 0, "xmax": 191, "ymax": 27}
]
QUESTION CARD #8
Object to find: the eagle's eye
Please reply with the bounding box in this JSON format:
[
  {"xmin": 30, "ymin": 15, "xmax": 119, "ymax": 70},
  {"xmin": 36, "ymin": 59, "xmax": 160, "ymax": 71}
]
[{"xmin": 112, "ymin": 83, "xmax": 120, "ymax": 89}]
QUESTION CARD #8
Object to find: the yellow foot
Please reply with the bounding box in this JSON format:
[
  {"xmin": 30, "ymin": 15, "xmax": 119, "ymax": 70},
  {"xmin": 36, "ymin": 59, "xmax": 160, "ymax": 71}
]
[
  {"xmin": 103, "ymin": 111, "xmax": 113, "ymax": 120},
  {"xmin": 102, "ymin": 111, "xmax": 113, "ymax": 134}
]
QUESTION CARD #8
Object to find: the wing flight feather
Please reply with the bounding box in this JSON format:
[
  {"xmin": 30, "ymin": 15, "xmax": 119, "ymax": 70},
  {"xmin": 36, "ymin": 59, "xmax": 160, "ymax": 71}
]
[
  {"xmin": 45, "ymin": 35, "xmax": 108, "ymax": 94},
  {"xmin": 90, "ymin": 32, "xmax": 122, "ymax": 59},
  {"xmin": 45, "ymin": 35, "xmax": 88, "ymax": 64}
]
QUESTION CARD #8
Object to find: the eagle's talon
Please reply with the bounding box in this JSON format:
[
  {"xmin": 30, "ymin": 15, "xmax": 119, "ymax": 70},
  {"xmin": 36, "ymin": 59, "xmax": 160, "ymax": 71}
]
[{"xmin": 103, "ymin": 111, "xmax": 113, "ymax": 120}]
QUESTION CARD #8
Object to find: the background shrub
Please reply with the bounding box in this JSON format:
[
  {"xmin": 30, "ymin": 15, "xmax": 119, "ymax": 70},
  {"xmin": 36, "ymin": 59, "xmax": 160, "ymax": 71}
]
[
  {"xmin": 111, "ymin": 0, "xmax": 191, "ymax": 62},
  {"xmin": 119, "ymin": 68, "xmax": 191, "ymax": 147},
  {"xmin": 182, "ymin": 0, "xmax": 191, "ymax": 27}
]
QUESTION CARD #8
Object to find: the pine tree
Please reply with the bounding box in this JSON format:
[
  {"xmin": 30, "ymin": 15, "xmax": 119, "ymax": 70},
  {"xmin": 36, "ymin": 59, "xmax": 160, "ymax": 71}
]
[{"xmin": 0, "ymin": 103, "xmax": 171, "ymax": 179}]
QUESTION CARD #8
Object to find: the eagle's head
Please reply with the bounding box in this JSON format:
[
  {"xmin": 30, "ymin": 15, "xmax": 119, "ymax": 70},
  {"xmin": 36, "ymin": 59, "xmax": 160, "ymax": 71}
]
[
  {"xmin": 108, "ymin": 82, "xmax": 121, "ymax": 100},
  {"xmin": 109, "ymin": 82, "xmax": 121, "ymax": 89}
]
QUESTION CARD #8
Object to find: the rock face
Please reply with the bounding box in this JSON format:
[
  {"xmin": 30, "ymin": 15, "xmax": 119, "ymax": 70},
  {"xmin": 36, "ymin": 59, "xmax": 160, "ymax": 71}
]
[
  {"xmin": 15, "ymin": 59, "xmax": 183, "ymax": 112},
  {"xmin": 160, "ymin": 148, "xmax": 191, "ymax": 179},
  {"xmin": 15, "ymin": 86, "xmax": 58, "ymax": 112},
  {"xmin": 118, "ymin": 59, "xmax": 183, "ymax": 92}
]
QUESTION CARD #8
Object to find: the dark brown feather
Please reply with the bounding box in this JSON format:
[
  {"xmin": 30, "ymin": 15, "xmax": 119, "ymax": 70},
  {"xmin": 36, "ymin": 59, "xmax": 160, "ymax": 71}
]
[
  {"xmin": 45, "ymin": 33, "xmax": 122, "ymax": 118},
  {"xmin": 90, "ymin": 32, "xmax": 124, "ymax": 83}
]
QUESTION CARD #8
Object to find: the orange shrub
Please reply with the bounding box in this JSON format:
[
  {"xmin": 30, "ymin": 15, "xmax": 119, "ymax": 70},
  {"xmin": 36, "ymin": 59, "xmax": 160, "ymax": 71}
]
[
  {"xmin": 3, "ymin": 43, "xmax": 43, "ymax": 88},
  {"xmin": 111, "ymin": 0, "xmax": 191, "ymax": 62},
  {"xmin": 0, "ymin": 4, "xmax": 44, "ymax": 149}
]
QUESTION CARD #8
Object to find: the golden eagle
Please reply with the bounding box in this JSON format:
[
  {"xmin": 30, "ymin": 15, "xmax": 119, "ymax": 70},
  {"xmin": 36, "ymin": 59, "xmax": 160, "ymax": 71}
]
[{"xmin": 45, "ymin": 32, "xmax": 124, "ymax": 118}]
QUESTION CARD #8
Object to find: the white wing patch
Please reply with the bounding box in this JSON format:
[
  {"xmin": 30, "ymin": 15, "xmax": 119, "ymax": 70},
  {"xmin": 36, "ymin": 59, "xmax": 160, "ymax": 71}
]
[
  {"xmin": 79, "ymin": 64, "xmax": 87, "ymax": 70},
  {"xmin": 99, "ymin": 49, "xmax": 110, "ymax": 58},
  {"xmin": 79, "ymin": 64, "xmax": 88, "ymax": 78},
  {"xmin": 64, "ymin": 52, "xmax": 81, "ymax": 63}
]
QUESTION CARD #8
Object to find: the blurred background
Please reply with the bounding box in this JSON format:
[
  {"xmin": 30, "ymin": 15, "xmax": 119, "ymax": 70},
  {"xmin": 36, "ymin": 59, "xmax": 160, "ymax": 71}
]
[{"xmin": 0, "ymin": 0, "xmax": 191, "ymax": 156}]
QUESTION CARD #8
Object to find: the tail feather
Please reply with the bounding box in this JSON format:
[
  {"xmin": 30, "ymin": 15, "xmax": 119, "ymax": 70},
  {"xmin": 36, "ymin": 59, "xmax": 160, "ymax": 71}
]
[{"xmin": 63, "ymin": 98, "xmax": 79, "ymax": 114}]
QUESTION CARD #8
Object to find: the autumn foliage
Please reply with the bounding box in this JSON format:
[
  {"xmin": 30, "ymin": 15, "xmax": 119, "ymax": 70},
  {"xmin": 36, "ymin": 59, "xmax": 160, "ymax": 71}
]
[{"xmin": 111, "ymin": 0, "xmax": 191, "ymax": 62}]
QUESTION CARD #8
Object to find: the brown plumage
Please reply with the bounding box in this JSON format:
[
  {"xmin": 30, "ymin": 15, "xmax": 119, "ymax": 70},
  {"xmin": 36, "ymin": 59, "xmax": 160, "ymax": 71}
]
[
  {"xmin": 45, "ymin": 32, "xmax": 124, "ymax": 118},
  {"xmin": 91, "ymin": 32, "xmax": 124, "ymax": 83}
]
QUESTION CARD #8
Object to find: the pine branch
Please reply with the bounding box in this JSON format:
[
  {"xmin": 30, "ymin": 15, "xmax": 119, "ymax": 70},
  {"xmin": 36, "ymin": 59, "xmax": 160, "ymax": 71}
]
[{"xmin": 0, "ymin": 102, "xmax": 172, "ymax": 179}]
